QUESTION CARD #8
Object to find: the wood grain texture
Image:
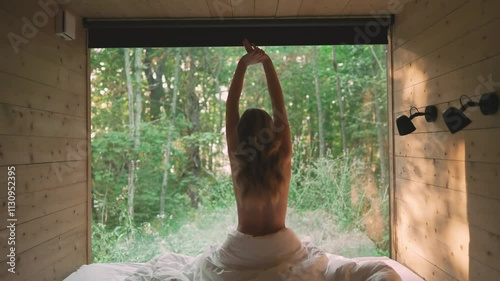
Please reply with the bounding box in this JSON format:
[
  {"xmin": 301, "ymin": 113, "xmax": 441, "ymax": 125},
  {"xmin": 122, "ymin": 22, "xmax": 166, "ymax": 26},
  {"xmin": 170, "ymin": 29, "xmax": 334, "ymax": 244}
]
[
  {"xmin": 0, "ymin": 224, "xmax": 86, "ymax": 281},
  {"xmin": 298, "ymin": 0, "xmax": 347, "ymax": 16},
  {"xmin": 24, "ymin": 248, "xmax": 87, "ymax": 281},
  {"xmin": 395, "ymin": 156, "xmax": 500, "ymax": 199},
  {"xmin": 0, "ymin": 72, "xmax": 86, "ymax": 117},
  {"xmin": 393, "ymin": 53, "xmax": 500, "ymax": 113},
  {"xmin": 0, "ymin": 135, "xmax": 87, "ymax": 166},
  {"xmin": 0, "ymin": 103, "xmax": 87, "ymax": 138},
  {"xmin": 276, "ymin": 0, "xmax": 303, "ymax": 17},
  {"xmin": 0, "ymin": 181, "xmax": 87, "ymax": 230},
  {"xmin": 394, "ymin": 128, "xmax": 500, "ymax": 163},
  {"xmin": 392, "ymin": 0, "xmax": 468, "ymax": 50},
  {"xmin": 393, "ymin": 0, "xmax": 500, "ymax": 71},
  {"xmin": 231, "ymin": 0, "xmax": 255, "ymax": 17},
  {"xmin": 396, "ymin": 244, "xmax": 458, "ymax": 281},
  {"xmin": 393, "ymin": 17, "xmax": 500, "ymax": 92},
  {"xmin": 0, "ymin": 203, "xmax": 86, "ymax": 262},
  {"xmin": 255, "ymin": 0, "xmax": 279, "ymax": 17},
  {"xmin": 0, "ymin": 161, "xmax": 86, "ymax": 197}
]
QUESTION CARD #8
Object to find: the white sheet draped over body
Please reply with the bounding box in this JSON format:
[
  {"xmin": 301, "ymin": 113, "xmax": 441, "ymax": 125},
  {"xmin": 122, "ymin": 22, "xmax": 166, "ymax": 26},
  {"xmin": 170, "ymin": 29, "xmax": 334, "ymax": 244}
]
[{"xmin": 112, "ymin": 228, "xmax": 402, "ymax": 281}]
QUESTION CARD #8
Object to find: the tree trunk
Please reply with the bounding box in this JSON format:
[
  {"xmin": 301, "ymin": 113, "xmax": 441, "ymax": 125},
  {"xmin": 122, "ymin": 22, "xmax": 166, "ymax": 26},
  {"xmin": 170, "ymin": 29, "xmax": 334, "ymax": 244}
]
[
  {"xmin": 369, "ymin": 46, "xmax": 389, "ymax": 196},
  {"xmin": 159, "ymin": 48, "xmax": 181, "ymax": 218},
  {"xmin": 313, "ymin": 46, "xmax": 325, "ymax": 158},
  {"xmin": 186, "ymin": 48, "xmax": 201, "ymax": 207},
  {"xmin": 332, "ymin": 46, "xmax": 348, "ymax": 157},
  {"xmin": 134, "ymin": 48, "xmax": 143, "ymax": 150},
  {"xmin": 124, "ymin": 48, "xmax": 135, "ymax": 219},
  {"xmin": 144, "ymin": 48, "xmax": 167, "ymax": 121}
]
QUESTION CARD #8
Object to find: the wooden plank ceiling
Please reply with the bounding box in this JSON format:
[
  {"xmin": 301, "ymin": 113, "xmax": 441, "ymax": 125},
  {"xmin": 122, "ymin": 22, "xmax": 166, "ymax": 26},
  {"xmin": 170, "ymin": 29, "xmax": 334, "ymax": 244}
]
[{"xmin": 66, "ymin": 0, "xmax": 391, "ymax": 18}]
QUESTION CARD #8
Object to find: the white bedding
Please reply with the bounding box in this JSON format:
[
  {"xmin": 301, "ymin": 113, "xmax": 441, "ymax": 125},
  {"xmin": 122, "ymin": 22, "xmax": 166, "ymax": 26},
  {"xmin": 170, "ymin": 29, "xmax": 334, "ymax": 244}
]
[{"xmin": 65, "ymin": 228, "xmax": 423, "ymax": 281}]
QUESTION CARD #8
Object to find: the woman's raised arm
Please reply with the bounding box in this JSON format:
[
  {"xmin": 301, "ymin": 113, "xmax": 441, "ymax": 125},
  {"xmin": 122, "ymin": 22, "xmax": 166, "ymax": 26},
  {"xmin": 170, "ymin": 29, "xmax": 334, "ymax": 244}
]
[
  {"xmin": 226, "ymin": 44, "xmax": 267, "ymax": 155},
  {"xmin": 261, "ymin": 54, "xmax": 292, "ymax": 157}
]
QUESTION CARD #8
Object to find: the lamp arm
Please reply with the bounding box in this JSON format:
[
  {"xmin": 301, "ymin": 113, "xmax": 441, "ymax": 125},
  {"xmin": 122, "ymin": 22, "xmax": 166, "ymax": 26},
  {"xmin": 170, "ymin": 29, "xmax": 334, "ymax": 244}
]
[
  {"xmin": 460, "ymin": 101, "xmax": 479, "ymax": 112},
  {"xmin": 409, "ymin": 112, "xmax": 426, "ymax": 120}
]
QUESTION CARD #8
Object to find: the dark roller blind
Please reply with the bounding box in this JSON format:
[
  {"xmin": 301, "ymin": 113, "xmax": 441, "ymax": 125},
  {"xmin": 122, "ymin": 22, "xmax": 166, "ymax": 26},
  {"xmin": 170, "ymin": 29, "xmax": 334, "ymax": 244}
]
[{"xmin": 84, "ymin": 17, "xmax": 392, "ymax": 48}]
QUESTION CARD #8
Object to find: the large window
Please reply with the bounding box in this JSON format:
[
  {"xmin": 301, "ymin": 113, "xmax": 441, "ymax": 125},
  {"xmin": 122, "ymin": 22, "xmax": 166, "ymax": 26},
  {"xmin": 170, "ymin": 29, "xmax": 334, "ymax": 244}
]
[{"xmin": 90, "ymin": 45, "xmax": 389, "ymax": 262}]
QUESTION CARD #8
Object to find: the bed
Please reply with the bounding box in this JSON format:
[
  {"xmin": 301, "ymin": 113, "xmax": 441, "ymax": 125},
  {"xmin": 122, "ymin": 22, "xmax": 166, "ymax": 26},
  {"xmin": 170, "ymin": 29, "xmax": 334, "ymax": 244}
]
[{"xmin": 65, "ymin": 229, "xmax": 423, "ymax": 281}]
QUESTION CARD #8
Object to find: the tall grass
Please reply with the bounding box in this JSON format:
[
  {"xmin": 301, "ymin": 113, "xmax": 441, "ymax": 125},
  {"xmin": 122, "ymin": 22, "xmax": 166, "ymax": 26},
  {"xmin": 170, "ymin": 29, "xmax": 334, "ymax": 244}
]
[{"xmin": 92, "ymin": 154, "xmax": 387, "ymax": 263}]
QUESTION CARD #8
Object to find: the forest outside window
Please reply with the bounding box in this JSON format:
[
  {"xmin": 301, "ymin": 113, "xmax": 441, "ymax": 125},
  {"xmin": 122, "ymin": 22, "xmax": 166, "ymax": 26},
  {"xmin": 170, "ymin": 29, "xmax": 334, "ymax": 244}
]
[{"xmin": 90, "ymin": 44, "xmax": 389, "ymax": 262}]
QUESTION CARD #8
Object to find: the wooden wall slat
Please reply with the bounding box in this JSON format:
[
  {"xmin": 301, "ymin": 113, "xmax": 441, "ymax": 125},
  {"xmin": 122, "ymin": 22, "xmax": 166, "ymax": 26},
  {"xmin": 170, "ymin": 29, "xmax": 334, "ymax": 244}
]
[
  {"xmin": 206, "ymin": 0, "xmax": 233, "ymax": 18},
  {"xmin": 0, "ymin": 203, "xmax": 86, "ymax": 262},
  {"xmin": 0, "ymin": 161, "xmax": 86, "ymax": 197},
  {"xmin": 25, "ymin": 249, "xmax": 87, "ymax": 281},
  {"xmin": 396, "ymin": 244, "xmax": 458, "ymax": 281},
  {"xmin": 392, "ymin": 0, "xmax": 468, "ymax": 50},
  {"xmin": 0, "ymin": 45, "xmax": 86, "ymax": 95},
  {"xmin": 0, "ymin": 182, "xmax": 87, "ymax": 230},
  {"xmin": 298, "ymin": 0, "xmax": 347, "ymax": 16},
  {"xmin": 0, "ymin": 103, "xmax": 86, "ymax": 138},
  {"xmin": 393, "ymin": 0, "xmax": 500, "ymax": 71},
  {"xmin": 393, "ymin": 17, "xmax": 500, "ymax": 92},
  {"xmin": 396, "ymin": 218, "xmax": 468, "ymax": 280},
  {"xmin": 276, "ymin": 0, "xmax": 303, "ymax": 17},
  {"xmin": 341, "ymin": 0, "xmax": 391, "ymax": 15},
  {"xmin": 398, "ymin": 198, "xmax": 500, "ymax": 272},
  {"xmin": 0, "ymin": 10, "xmax": 85, "ymax": 75},
  {"xmin": 0, "ymin": 0, "xmax": 86, "ymax": 54},
  {"xmin": 0, "ymin": 72, "xmax": 86, "ymax": 117},
  {"xmin": 394, "ymin": 128, "xmax": 500, "ymax": 163},
  {"xmin": 469, "ymin": 258, "xmax": 500, "ymax": 281},
  {"xmin": 395, "ymin": 178, "xmax": 467, "ymax": 224},
  {"xmin": 395, "ymin": 157, "xmax": 500, "ymax": 199},
  {"xmin": 0, "ymin": 224, "xmax": 86, "ymax": 281},
  {"xmin": 395, "ymin": 178, "xmax": 500, "ymax": 238},
  {"xmin": 255, "ymin": 0, "xmax": 279, "ymax": 17},
  {"xmin": 393, "ymin": 53, "xmax": 500, "ymax": 113},
  {"xmin": 232, "ymin": 0, "xmax": 255, "ymax": 17},
  {"xmin": 0, "ymin": 136, "xmax": 87, "ymax": 166},
  {"xmin": 160, "ymin": 0, "xmax": 211, "ymax": 18}
]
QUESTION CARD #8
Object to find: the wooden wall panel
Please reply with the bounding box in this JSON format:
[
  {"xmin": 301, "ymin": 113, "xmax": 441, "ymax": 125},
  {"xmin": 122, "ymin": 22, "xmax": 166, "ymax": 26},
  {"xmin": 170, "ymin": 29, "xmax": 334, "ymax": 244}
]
[
  {"xmin": 231, "ymin": 0, "xmax": 255, "ymax": 17},
  {"xmin": 276, "ymin": 0, "xmax": 303, "ymax": 17},
  {"xmin": 392, "ymin": 0, "xmax": 468, "ymax": 49},
  {"xmin": 392, "ymin": 0, "xmax": 500, "ymax": 279},
  {"xmin": 0, "ymin": 72, "xmax": 86, "ymax": 118},
  {"xmin": 0, "ymin": 1, "xmax": 89, "ymax": 280},
  {"xmin": 393, "ymin": 0, "xmax": 500, "ymax": 71},
  {"xmin": 0, "ymin": 224, "xmax": 86, "ymax": 281},
  {"xmin": 298, "ymin": 0, "xmax": 347, "ymax": 16},
  {"xmin": 0, "ymin": 161, "xmax": 86, "ymax": 196},
  {"xmin": 393, "ymin": 17, "xmax": 500, "ymax": 93},
  {"xmin": 393, "ymin": 54, "xmax": 500, "ymax": 113},
  {"xmin": 255, "ymin": 0, "xmax": 279, "ymax": 17}
]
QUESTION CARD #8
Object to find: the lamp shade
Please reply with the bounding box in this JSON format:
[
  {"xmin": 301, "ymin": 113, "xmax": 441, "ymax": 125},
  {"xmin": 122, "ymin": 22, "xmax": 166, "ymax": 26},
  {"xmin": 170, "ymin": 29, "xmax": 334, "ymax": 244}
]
[{"xmin": 396, "ymin": 115, "xmax": 416, "ymax": 136}]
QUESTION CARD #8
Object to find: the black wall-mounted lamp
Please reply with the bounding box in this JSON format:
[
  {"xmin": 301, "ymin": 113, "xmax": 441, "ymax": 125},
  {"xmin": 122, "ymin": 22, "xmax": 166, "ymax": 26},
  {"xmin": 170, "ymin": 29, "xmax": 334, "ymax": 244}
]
[
  {"xmin": 396, "ymin": 105, "xmax": 438, "ymax": 136},
  {"xmin": 442, "ymin": 93, "xmax": 499, "ymax": 134}
]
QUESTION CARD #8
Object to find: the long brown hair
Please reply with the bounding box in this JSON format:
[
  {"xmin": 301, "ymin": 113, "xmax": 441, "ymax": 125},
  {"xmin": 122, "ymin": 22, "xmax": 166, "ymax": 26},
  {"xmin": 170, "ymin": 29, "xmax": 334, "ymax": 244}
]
[{"xmin": 233, "ymin": 108, "xmax": 283, "ymax": 201}]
